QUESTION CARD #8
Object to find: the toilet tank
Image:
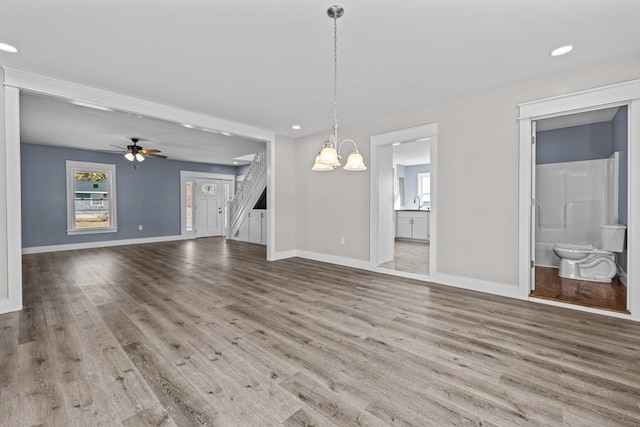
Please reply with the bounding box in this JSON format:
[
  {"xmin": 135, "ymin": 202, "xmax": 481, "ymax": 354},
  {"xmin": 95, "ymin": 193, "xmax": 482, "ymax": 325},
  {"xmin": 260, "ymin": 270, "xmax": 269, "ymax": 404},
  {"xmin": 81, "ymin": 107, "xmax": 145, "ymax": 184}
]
[{"xmin": 600, "ymin": 225, "xmax": 626, "ymax": 252}]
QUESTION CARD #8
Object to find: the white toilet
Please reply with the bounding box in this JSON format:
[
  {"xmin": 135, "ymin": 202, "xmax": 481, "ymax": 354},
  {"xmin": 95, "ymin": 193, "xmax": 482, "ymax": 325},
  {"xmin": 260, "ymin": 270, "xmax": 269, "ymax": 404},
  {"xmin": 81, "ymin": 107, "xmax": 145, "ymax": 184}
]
[{"xmin": 552, "ymin": 225, "xmax": 626, "ymax": 282}]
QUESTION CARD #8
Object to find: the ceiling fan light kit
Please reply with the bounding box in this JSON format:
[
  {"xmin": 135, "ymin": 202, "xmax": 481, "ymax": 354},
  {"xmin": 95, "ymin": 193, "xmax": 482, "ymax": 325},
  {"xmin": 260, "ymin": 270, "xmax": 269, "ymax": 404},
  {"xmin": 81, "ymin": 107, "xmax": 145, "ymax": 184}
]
[
  {"xmin": 312, "ymin": 5, "xmax": 367, "ymax": 172},
  {"xmin": 121, "ymin": 137, "xmax": 166, "ymax": 162}
]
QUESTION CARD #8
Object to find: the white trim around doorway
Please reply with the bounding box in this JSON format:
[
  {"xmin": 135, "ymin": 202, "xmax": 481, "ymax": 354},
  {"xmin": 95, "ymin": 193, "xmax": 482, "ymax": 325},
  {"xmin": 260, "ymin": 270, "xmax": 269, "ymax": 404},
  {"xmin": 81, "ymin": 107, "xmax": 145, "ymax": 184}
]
[
  {"xmin": 518, "ymin": 78, "xmax": 640, "ymax": 321},
  {"xmin": 0, "ymin": 68, "xmax": 276, "ymax": 315},
  {"xmin": 0, "ymin": 85, "xmax": 22, "ymax": 314},
  {"xmin": 180, "ymin": 171, "xmax": 236, "ymax": 239},
  {"xmin": 369, "ymin": 122, "xmax": 438, "ymax": 281}
]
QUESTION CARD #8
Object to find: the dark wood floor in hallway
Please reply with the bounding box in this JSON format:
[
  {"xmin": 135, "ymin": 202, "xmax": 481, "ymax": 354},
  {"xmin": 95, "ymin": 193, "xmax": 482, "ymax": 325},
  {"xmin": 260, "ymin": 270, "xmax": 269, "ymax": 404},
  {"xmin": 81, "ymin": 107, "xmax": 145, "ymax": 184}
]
[{"xmin": 2, "ymin": 238, "xmax": 640, "ymax": 426}]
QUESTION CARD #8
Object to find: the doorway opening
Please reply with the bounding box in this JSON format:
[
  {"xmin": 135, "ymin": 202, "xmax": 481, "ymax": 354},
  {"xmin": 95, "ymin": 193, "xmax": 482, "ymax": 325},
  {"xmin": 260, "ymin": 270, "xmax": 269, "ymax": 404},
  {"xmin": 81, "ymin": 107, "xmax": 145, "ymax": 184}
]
[
  {"xmin": 370, "ymin": 123, "xmax": 437, "ymax": 280},
  {"xmin": 180, "ymin": 171, "xmax": 235, "ymax": 239},
  {"xmin": 529, "ymin": 106, "xmax": 629, "ymax": 313}
]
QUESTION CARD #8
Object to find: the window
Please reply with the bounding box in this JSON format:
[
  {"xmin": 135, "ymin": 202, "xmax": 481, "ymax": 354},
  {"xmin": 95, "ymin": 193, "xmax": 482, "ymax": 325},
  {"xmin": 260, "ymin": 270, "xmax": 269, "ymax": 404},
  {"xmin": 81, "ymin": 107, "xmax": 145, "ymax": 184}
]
[
  {"xmin": 185, "ymin": 181, "xmax": 193, "ymax": 232},
  {"xmin": 66, "ymin": 161, "xmax": 117, "ymax": 235},
  {"xmin": 417, "ymin": 172, "xmax": 431, "ymax": 208},
  {"xmin": 201, "ymin": 183, "xmax": 217, "ymax": 195}
]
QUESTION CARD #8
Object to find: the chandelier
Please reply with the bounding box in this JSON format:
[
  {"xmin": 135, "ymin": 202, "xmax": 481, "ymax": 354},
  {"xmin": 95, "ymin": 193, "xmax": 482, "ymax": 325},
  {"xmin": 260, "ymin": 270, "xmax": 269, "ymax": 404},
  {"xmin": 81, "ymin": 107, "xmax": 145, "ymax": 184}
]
[{"xmin": 312, "ymin": 5, "xmax": 367, "ymax": 172}]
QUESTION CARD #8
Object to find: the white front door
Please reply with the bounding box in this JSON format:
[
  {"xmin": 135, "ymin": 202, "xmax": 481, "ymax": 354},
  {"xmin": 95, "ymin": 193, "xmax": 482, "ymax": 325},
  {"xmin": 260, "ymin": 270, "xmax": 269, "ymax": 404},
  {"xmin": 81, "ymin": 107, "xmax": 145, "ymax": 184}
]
[{"xmin": 195, "ymin": 180, "xmax": 224, "ymax": 238}]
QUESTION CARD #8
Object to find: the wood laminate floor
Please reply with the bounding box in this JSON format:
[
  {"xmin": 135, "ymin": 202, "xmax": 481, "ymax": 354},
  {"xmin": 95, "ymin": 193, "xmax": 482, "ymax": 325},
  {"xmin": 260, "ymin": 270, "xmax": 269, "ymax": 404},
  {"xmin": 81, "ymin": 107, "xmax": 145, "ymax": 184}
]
[
  {"xmin": 378, "ymin": 240, "xmax": 429, "ymax": 275},
  {"xmin": 532, "ymin": 266, "xmax": 628, "ymax": 313},
  {"xmin": 2, "ymin": 238, "xmax": 640, "ymax": 426}
]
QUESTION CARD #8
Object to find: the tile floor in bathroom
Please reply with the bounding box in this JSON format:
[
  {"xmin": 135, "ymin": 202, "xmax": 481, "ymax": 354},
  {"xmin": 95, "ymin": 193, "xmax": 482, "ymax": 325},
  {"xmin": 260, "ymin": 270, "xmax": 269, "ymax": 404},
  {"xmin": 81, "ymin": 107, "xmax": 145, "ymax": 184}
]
[{"xmin": 532, "ymin": 266, "xmax": 628, "ymax": 313}]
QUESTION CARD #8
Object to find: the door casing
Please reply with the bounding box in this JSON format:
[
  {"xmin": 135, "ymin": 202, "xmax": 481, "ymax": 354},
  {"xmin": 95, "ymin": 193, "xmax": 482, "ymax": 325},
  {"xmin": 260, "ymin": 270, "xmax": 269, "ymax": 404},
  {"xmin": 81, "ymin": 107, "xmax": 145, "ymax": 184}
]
[{"xmin": 518, "ymin": 79, "xmax": 640, "ymax": 320}]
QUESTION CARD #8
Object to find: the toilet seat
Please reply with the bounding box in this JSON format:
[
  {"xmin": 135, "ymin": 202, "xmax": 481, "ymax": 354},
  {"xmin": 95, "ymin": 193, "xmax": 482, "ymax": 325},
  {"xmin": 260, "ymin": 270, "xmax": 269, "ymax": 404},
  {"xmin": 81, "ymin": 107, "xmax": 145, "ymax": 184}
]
[
  {"xmin": 554, "ymin": 243, "xmax": 594, "ymax": 250},
  {"xmin": 554, "ymin": 243, "xmax": 612, "ymax": 256},
  {"xmin": 553, "ymin": 243, "xmax": 617, "ymax": 282}
]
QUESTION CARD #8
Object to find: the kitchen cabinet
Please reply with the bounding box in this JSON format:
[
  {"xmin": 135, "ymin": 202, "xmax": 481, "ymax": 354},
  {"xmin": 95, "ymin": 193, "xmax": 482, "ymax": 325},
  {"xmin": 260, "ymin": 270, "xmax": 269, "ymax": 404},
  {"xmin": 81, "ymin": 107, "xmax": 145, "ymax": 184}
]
[{"xmin": 396, "ymin": 211, "xmax": 429, "ymax": 241}]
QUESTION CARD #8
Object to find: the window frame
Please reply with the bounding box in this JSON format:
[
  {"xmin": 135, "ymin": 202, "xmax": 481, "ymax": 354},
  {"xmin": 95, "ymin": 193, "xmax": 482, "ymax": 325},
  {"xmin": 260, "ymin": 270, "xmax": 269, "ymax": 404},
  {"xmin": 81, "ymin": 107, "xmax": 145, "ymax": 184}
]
[
  {"xmin": 66, "ymin": 160, "xmax": 118, "ymax": 235},
  {"xmin": 417, "ymin": 171, "xmax": 431, "ymax": 208}
]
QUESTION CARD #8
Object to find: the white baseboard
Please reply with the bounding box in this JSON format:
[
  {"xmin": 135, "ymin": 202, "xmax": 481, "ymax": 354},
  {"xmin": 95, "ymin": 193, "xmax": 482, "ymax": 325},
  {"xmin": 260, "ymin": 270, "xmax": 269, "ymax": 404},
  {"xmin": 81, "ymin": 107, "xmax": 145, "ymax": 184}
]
[
  {"xmin": 429, "ymin": 272, "xmax": 524, "ymax": 300},
  {"xmin": 293, "ymin": 250, "xmax": 372, "ymax": 271},
  {"xmin": 370, "ymin": 266, "xmax": 432, "ymax": 282},
  {"xmin": 279, "ymin": 250, "xmax": 523, "ymax": 300},
  {"xmin": 22, "ymin": 235, "xmax": 186, "ymax": 254},
  {"xmin": 269, "ymin": 250, "xmax": 297, "ymax": 261},
  {"xmin": 229, "ymin": 236, "xmax": 266, "ymax": 246},
  {"xmin": 0, "ymin": 298, "xmax": 22, "ymax": 315},
  {"xmin": 535, "ymin": 263, "xmax": 556, "ymax": 269}
]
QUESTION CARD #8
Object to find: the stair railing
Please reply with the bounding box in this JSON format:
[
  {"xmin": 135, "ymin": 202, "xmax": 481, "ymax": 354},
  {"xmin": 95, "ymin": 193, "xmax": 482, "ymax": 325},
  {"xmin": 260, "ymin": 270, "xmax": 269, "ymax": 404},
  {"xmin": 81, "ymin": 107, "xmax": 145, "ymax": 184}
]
[{"xmin": 228, "ymin": 150, "xmax": 267, "ymax": 237}]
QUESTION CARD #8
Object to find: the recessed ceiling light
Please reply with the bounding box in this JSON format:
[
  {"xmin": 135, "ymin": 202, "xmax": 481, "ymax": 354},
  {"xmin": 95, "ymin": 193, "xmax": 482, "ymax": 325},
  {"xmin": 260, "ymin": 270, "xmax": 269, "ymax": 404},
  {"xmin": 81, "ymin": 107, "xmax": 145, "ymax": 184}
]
[
  {"xmin": 181, "ymin": 123, "xmax": 195, "ymax": 129},
  {"xmin": 550, "ymin": 45, "xmax": 573, "ymax": 57},
  {"xmin": 233, "ymin": 161, "xmax": 239, "ymax": 165},
  {"xmin": 292, "ymin": 125, "xmax": 302, "ymax": 130},
  {"xmin": 221, "ymin": 132, "xmax": 232, "ymax": 136},
  {"xmin": 417, "ymin": 137, "xmax": 431, "ymax": 142},
  {"xmin": 392, "ymin": 142, "xmax": 401, "ymax": 146},
  {"xmin": 0, "ymin": 42, "xmax": 18, "ymax": 53}
]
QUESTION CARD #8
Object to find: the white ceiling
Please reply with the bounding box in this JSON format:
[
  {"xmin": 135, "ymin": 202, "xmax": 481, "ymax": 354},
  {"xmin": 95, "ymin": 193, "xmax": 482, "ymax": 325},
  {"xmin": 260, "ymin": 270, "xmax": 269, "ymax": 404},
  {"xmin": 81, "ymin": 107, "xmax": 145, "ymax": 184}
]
[
  {"xmin": 2, "ymin": 0, "xmax": 639, "ymax": 163},
  {"xmin": 20, "ymin": 92, "xmax": 266, "ymax": 165},
  {"xmin": 394, "ymin": 139, "xmax": 431, "ymax": 166}
]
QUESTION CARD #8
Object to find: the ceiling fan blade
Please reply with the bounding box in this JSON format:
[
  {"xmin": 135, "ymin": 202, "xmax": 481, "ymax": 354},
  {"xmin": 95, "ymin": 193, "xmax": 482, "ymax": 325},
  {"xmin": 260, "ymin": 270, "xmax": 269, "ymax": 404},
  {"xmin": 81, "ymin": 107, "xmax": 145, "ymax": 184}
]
[
  {"xmin": 139, "ymin": 149, "xmax": 161, "ymax": 154},
  {"xmin": 96, "ymin": 149, "xmax": 126, "ymax": 153},
  {"xmin": 144, "ymin": 153, "xmax": 168, "ymax": 159},
  {"xmin": 110, "ymin": 144, "xmax": 127, "ymax": 150}
]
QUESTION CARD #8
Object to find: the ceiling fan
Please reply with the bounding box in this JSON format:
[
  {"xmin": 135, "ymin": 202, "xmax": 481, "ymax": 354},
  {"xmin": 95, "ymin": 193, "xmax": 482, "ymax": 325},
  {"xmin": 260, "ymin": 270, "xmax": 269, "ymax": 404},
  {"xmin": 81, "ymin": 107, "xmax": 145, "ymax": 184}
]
[{"xmin": 100, "ymin": 137, "xmax": 168, "ymax": 162}]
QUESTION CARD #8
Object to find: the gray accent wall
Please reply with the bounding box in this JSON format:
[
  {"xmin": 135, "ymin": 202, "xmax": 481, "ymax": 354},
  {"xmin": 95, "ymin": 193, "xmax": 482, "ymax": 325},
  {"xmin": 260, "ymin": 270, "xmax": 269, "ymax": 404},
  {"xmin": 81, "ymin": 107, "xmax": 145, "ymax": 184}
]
[
  {"xmin": 21, "ymin": 143, "xmax": 239, "ymax": 248},
  {"xmin": 536, "ymin": 121, "xmax": 613, "ymax": 165}
]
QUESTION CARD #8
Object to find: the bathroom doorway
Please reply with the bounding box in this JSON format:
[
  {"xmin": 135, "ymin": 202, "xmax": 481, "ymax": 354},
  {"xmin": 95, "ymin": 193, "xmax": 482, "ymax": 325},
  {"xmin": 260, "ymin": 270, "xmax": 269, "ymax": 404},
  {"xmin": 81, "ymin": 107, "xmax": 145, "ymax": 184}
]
[
  {"xmin": 370, "ymin": 123, "xmax": 437, "ymax": 280},
  {"xmin": 530, "ymin": 106, "xmax": 629, "ymax": 312}
]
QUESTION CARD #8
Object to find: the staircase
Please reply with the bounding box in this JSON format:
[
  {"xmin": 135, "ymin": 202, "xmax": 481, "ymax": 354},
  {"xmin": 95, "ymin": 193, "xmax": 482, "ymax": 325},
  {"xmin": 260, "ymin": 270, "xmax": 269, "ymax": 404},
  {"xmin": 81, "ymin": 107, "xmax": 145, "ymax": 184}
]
[{"xmin": 228, "ymin": 150, "xmax": 267, "ymax": 239}]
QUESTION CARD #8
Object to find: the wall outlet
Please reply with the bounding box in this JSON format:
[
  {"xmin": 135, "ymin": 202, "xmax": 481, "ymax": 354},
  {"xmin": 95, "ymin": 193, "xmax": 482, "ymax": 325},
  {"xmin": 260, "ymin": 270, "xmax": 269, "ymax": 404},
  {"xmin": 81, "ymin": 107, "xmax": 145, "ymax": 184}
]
[
  {"xmin": 138, "ymin": 225, "xmax": 143, "ymax": 231},
  {"xmin": 340, "ymin": 236, "xmax": 345, "ymax": 245}
]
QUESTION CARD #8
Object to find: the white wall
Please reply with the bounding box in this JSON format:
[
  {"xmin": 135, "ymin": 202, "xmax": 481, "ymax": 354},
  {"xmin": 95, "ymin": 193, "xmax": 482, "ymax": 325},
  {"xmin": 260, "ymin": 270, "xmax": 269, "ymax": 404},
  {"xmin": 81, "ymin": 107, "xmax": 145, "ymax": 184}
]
[
  {"xmin": 274, "ymin": 135, "xmax": 296, "ymax": 254},
  {"xmin": 3, "ymin": 57, "xmax": 639, "ymax": 312},
  {"xmin": 295, "ymin": 129, "xmax": 371, "ymax": 260},
  {"xmin": 285, "ymin": 56, "xmax": 640, "ymax": 287},
  {"xmin": 0, "ymin": 68, "xmax": 7, "ymax": 300}
]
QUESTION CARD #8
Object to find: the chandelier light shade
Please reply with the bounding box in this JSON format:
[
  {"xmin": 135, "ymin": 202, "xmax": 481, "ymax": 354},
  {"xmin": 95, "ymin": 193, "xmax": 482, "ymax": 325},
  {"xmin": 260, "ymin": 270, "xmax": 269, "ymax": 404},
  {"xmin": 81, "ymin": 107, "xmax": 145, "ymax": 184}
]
[
  {"xmin": 344, "ymin": 150, "xmax": 366, "ymax": 171},
  {"xmin": 312, "ymin": 5, "xmax": 367, "ymax": 172},
  {"xmin": 311, "ymin": 154, "xmax": 335, "ymax": 171},
  {"xmin": 124, "ymin": 152, "xmax": 135, "ymax": 161}
]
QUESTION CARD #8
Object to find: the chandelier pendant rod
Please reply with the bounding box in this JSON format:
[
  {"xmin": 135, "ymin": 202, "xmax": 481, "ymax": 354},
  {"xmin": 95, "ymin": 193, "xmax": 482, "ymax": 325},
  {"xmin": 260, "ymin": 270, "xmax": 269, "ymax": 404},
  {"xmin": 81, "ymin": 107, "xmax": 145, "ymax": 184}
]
[
  {"xmin": 327, "ymin": 4, "xmax": 344, "ymax": 148},
  {"xmin": 311, "ymin": 5, "xmax": 366, "ymax": 172},
  {"xmin": 332, "ymin": 6, "xmax": 339, "ymax": 146}
]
